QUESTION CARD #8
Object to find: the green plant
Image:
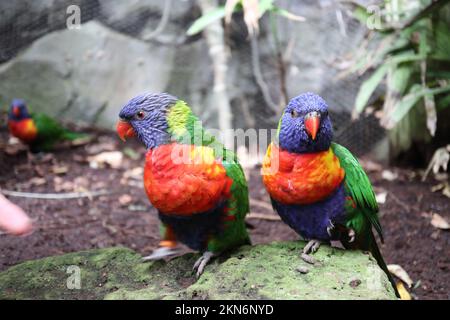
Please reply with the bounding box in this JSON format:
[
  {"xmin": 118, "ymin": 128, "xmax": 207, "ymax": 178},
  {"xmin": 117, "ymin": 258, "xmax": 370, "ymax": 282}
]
[
  {"xmin": 350, "ymin": 0, "xmax": 450, "ymax": 139},
  {"xmin": 186, "ymin": 0, "xmax": 304, "ymax": 36}
]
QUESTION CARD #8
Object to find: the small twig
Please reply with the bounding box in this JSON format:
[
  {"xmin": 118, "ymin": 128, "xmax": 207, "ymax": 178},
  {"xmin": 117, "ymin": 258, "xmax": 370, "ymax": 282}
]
[
  {"xmin": 250, "ymin": 35, "xmax": 280, "ymax": 113},
  {"xmin": 142, "ymin": 0, "xmax": 173, "ymax": 41},
  {"xmin": 246, "ymin": 212, "xmax": 281, "ymax": 221},
  {"xmin": 0, "ymin": 189, "xmax": 113, "ymax": 200}
]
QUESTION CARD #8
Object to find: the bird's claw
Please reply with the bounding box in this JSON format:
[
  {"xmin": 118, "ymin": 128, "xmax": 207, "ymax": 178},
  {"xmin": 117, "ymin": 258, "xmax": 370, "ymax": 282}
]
[
  {"xmin": 326, "ymin": 220, "xmax": 335, "ymax": 237},
  {"xmin": 303, "ymin": 239, "xmax": 321, "ymax": 254},
  {"xmin": 142, "ymin": 247, "xmax": 178, "ymax": 261},
  {"xmin": 193, "ymin": 251, "xmax": 215, "ymax": 278},
  {"xmin": 348, "ymin": 229, "xmax": 356, "ymax": 243}
]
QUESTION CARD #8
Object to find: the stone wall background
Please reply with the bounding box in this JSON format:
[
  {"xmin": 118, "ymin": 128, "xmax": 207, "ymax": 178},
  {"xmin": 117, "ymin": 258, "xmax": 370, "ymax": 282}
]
[{"xmin": 0, "ymin": 0, "xmax": 385, "ymax": 156}]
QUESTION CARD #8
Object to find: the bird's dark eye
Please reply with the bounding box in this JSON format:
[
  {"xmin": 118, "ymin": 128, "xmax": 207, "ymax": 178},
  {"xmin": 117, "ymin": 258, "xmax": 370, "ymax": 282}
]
[
  {"xmin": 136, "ymin": 110, "xmax": 145, "ymax": 120},
  {"xmin": 290, "ymin": 109, "xmax": 300, "ymax": 118}
]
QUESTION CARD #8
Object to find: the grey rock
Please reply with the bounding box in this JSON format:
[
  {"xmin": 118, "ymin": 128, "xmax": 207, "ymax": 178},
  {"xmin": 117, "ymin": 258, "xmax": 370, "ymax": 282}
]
[{"xmin": 0, "ymin": 21, "xmax": 175, "ymax": 128}]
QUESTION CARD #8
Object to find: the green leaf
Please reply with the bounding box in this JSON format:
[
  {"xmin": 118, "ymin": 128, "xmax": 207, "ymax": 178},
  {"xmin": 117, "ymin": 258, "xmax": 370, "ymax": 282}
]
[
  {"xmin": 390, "ymin": 84, "xmax": 450, "ymax": 124},
  {"xmin": 271, "ymin": 6, "xmax": 305, "ymax": 22},
  {"xmin": 350, "ymin": 2, "xmax": 372, "ymax": 25},
  {"xmin": 390, "ymin": 84, "xmax": 423, "ymax": 125},
  {"xmin": 390, "ymin": 52, "xmax": 426, "ymax": 64},
  {"xmin": 354, "ymin": 64, "xmax": 389, "ymax": 114},
  {"xmin": 258, "ymin": 0, "xmax": 276, "ymax": 17},
  {"xmin": 387, "ymin": 62, "xmax": 413, "ymax": 96},
  {"xmin": 186, "ymin": 6, "xmax": 227, "ymax": 36}
]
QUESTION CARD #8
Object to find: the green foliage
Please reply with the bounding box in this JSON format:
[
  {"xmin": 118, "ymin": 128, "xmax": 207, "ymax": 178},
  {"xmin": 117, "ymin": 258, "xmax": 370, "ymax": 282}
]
[
  {"xmin": 186, "ymin": 0, "xmax": 303, "ymax": 36},
  {"xmin": 187, "ymin": 5, "xmax": 227, "ymax": 36},
  {"xmin": 352, "ymin": 0, "xmax": 450, "ymax": 138}
]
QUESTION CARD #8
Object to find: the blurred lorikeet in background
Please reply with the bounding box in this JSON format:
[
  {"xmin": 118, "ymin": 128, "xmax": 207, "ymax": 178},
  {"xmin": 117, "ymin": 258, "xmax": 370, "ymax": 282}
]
[
  {"xmin": 262, "ymin": 92, "xmax": 399, "ymax": 297},
  {"xmin": 7, "ymin": 99, "xmax": 88, "ymax": 153},
  {"xmin": 117, "ymin": 93, "xmax": 250, "ymax": 277}
]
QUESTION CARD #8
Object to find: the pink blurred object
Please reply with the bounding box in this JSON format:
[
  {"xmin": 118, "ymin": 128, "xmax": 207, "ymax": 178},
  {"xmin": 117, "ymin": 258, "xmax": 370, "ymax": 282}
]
[{"xmin": 0, "ymin": 194, "xmax": 33, "ymax": 236}]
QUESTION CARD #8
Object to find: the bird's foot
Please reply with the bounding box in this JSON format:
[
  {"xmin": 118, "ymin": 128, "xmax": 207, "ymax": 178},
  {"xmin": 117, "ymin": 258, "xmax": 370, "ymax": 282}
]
[
  {"xmin": 326, "ymin": 220, "xmax": 335, "ymax": 237},
  {"xmin": 142, "ymin": 247, "xmax": 179, "ymax": 261},
  {"xmin": 303, "ymin": 239, "xmax": 321, "ymax": 254},
  {"xmin": 193, "ymin": 251, "xmax": 215, "ymax": 278},
  {"xmin": 348, "ymin": 228, "xmax": 356, "ymax": 243},
  {"xmin": 301, "ymin": 239, "xmax": 321, "ymax": 264}
]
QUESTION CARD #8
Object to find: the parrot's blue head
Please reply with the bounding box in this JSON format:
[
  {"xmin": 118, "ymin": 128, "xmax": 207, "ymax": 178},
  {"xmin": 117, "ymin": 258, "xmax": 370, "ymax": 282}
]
[
  {"xmin": 277, "ymin": 93, "xmax": 333, "ymax": 153},
  {"xmin": 117, "ymin": 92, "xmax": 178, "ymax": 149},
  {"xmin": 8, "ymin": 99, "xmax": 31, "ymax": 121}
]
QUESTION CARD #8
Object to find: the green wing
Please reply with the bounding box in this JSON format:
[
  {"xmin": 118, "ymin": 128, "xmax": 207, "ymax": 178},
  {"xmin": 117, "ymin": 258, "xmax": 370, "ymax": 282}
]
[
  {"xmin": 331, "ymin": 142, "xmax": 383, "ymax": 241},
  {"xmin": 33, "ymin": 113, "xmax": 67, "ymax": 137},
  {"xmin": 32, "ymin": 113, "xmax": 87, "ymax": 150},
  {"xmin": 222, "ymin": 149, "xmax": 250, "ymax": 220},
  {"xmin": 332, "ymin": 143, "xmax": 400, "ymax": 297},
  {"xmin": 206, "ymin": 147, "xmax": 250, "ymax": 253},
  {"xmin": 31, "ymin": 113, "xmax": 67, "ymax": 150}
]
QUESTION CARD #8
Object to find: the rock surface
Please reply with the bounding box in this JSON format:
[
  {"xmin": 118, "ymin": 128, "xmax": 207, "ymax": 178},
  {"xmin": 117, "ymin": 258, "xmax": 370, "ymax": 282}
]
[
  {"xmin": 0, "ymin": 241, "xmax": 397, "ymax": 300},
  {"xmin": 0, "ymin": 21, "xmax": 174, "ymax": 128}
]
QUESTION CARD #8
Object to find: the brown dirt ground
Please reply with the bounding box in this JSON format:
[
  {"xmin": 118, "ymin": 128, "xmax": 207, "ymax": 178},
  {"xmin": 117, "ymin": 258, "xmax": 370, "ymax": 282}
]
[{"xmin": 0, "ymin": 128, "xmax": 448, "ymax": 300}]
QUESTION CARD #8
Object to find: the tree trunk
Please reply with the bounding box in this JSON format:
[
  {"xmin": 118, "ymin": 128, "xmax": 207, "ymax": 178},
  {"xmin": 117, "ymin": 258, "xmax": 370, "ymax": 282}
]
[{"xmin": 198, "ymin": 0, "xmax": 233, "ymax": 148}]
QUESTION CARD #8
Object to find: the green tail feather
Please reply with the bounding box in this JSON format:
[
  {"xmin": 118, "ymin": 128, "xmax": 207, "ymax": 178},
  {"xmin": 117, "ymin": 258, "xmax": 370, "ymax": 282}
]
[
  {"xmin": 368, "ymin": 231, "xmax": 400, "ymax": 298},
  {"xmin": 62, "ymin": 130, "xmax": 89, "ymax": 141}
]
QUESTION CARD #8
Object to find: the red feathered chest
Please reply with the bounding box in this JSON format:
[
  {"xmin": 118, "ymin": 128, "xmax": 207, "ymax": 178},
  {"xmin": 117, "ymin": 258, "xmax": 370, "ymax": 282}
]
[
  {"xmin": 262, "ymin": 143, "xmax": 345, "ymax": 205},
  {"xmin": 8, "ymin": 119, "xmax": 37, "ymax": 143},
  {"xmin": 143, "ymin": 143, "xmax": 233, "ymax": 215}
]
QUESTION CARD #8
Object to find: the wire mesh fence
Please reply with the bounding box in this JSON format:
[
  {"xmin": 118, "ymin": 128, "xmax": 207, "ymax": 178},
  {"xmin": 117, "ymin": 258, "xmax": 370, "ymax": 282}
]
[{"xmin": 0, "ymin": 0, "xmax": 385, "ymax": 156}]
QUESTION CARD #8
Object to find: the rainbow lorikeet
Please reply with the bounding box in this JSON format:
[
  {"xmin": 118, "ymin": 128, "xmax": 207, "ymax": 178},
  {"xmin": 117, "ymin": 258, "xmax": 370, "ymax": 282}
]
[
  {"xmin": 262, "ymin": 93, "xmax": 399, "ymax": 296},
  {"xmin": 116, "ymin": 93, "xmax": 250, "ymax": 277},
  {"xmin": 7, "ymin": 99, "xmax": 88, "ymax": 153}
]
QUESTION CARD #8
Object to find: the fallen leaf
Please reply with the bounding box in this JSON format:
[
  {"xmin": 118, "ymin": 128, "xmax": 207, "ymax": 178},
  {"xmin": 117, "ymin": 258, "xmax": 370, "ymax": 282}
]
[
  {"xmin": 88, "ymin": 151, "xmax": 123, "ymax": 169},
  {"xmin": 119, "ymin": 194, "xmax": 133, "ymax": 206},
  {"xmin": 431, "ymin": 183, "xmax": 445, "ymax": 192},
  {"xmin": 29, "ymin": 177, "xmax": 47, "ymax": 186},
  {"xmin": 431, "ymin": 213, "xmax": 450, "ymax": 230},
  {"xmin": 434, "ymin": 173, "xmax": 448, "ymax": 181},
  {"xmin": 8, "ymin": 137, "xmax": 20, "ymax": 145},
  {"xmin": 396, "ymin": 282, "xmax": 412, "ymax": 300},
  {"xmin": 388, "ymin": 264, "xmax": 413, "ymax": 288},
  {"xmin": 376, "ymin": 191, "xmax": 387, "ymax": 204},
  {"xmin": 122, "ymin": 167, "xmax": 143, "ymax": 180},
  {"xmin": 52, "ymin": 166, "xmax": 69, "ymax": 175},
  {"xmin": 53, "ymin": 177, "xmax": 74, "ymax": 192},
  {"xmin": 442, "ymin": 183, "xmax": 450, "ymax": 199},
  {"xmin": 382, "ymin": 170, "xmax": 398, "ymax": 181},
  {"xmin": 86, "ymin": 139, "xmax": 116, "ymax": 154},
  {"xmin": 422, "ymin": 145, "xmax": 450, "ymax": 181}
]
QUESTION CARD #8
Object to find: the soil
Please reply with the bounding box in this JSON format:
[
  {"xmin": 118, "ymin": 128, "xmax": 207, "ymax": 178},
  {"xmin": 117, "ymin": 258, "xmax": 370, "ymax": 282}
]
[{"xmin": 0, "ymin": 129, "xmax": 448, "ymax": 300}]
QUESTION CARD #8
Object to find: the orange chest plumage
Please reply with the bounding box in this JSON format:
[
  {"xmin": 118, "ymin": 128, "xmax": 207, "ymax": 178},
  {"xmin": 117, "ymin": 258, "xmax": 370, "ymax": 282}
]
[
  {"xmin": 8, "ymin": 119, "xmax": 37, "ymax": 143},
  {"xmin": 143, "ymin": 143, "xmax": 233, "ymax": 215},
  {"xmin": 262, "ymin": 143, "xmax": 345, "ymax": 205}
]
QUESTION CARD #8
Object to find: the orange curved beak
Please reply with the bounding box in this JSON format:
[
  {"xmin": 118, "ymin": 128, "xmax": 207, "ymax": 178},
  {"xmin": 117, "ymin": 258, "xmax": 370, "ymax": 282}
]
[
  {"xmin": 304, "ymin": 113, "xmax": 320, "ymax": 141},
  {"xmin": 116, "ymin": 120, "xmax": 136, "ymax": 142}
]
